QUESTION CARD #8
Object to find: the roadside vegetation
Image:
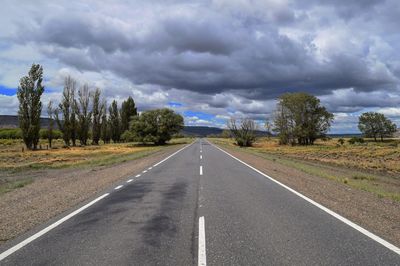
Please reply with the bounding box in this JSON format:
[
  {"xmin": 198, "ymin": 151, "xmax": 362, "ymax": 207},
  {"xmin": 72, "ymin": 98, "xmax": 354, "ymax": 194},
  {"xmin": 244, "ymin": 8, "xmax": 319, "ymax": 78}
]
[
  {"xmin": 0, "ymin": 64, "xmax": 189, "ymax": 196},
  {"xmin": 210, "ymin": 137, "xmax": 400, "ymax": 202}
]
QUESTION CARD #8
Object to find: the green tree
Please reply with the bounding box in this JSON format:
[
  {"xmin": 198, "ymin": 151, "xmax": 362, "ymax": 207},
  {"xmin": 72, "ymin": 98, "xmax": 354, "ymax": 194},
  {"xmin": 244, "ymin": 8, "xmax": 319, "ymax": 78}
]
[
  {"xmin": 228, "ymin": 118, "xmax": 257, "ymax": 147},
  {"xmin": 130, "ymin": 108, "xmax": 184, "ymax": 145},
  {"xmin": 274, "ymin": 92, "xmax": 333, "ymax": 145},
  {"xmin": 100, "ymin": 100, "xmax": 111, "ymax": 144},
  {"xmin": 76, "ymin": 84, "xmax": 92, "ymax": 145},
  {"xmin": 109, "ymin": 100, "xmax": 121, "ymax": 143},
  {"xmin": 91, "ymin": 88, "xmax": 103, "ymax": 145},
  {"xmin": 47, "ymin": 100, "xmax": 54, "ymax": 148},
  {"xmin": 55, "ymin": 76, "xmax": 76, "ymax": 146},
  {"xmin": 358, "ymin": 112, "xmax": 397, "ymax": 141},
  {"xmin": 17, "ymin": 64, "xmax": 45, "ymax": 150},
  {"xmin": 120, "ymin": 96, "xmax": 137, "ymax": 133}
]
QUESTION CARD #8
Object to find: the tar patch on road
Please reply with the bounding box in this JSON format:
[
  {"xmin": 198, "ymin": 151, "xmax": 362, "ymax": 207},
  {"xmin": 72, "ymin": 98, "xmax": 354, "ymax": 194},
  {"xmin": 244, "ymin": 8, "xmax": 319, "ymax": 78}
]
[{"xmin": 141, "ymin": 181, "xmax": 188, "ymax": 247}]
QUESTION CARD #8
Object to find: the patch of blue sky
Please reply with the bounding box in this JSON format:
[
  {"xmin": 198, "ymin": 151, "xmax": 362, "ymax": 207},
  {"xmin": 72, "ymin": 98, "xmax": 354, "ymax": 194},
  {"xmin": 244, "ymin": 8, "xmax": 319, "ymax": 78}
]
[
  {"xmin": 184, "ymin": 110, "xmax": 214, "ymax": 120},
  {"xmin": 0, "ymin": 85, "xmax": 57, "ymax": 96},
  {"xmin": 0, "ymin": 85, "xmax": 17, "ymax": 96},
  {"xmin": 168, "ymin": 101, "xmax": 183, "ymax": 107}
]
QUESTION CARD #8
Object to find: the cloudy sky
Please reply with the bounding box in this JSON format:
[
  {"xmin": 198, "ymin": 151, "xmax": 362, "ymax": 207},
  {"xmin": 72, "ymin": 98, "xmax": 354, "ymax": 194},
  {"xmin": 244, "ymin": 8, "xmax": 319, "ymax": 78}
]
[{"xmin": 1, "ymin": 0, "xmax": 400, "ymax": 133}]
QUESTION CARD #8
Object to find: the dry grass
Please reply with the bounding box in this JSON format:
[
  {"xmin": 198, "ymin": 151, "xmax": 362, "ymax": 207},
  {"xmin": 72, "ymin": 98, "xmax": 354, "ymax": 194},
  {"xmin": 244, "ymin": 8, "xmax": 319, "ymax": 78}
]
[
  {"xmin": 0, "ymin": 138, "xmax": 192, "ymax": 172},
  {"xmin": 213, "ymin": 137, "xmax": 400, "ymax": 175},
  {"xmin": 0, "ymin": 137, "xmax": 192, "ymax": 195},
  {"xmin": 210, "ymin": 137, "xmax": 400, "ymax": 202}
]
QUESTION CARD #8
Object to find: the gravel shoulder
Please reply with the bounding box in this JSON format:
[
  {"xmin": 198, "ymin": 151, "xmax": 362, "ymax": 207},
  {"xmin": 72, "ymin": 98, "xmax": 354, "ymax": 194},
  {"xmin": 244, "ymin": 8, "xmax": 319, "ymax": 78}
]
[
  {"xmin": 0, "ymin": 144, "xmax": 186, "ymax": 246},
  {"xmin": 213, "ymin": 141, "xmax": 400, "ymax": 248}
]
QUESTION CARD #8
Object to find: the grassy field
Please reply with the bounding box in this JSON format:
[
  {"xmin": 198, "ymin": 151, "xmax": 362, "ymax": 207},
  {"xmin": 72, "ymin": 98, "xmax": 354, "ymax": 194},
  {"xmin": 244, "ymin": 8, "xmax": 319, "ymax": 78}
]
[
  {"xmin": 0, "ymin": 137, "xmax": 193, "ymax": 195},
  {"xmin": 0, "ymin": 138, "xmax": 193, "ymax": 172},
  {"xmin": 210, "ymin": 137, "xmax": 400, "ymax": 202}
]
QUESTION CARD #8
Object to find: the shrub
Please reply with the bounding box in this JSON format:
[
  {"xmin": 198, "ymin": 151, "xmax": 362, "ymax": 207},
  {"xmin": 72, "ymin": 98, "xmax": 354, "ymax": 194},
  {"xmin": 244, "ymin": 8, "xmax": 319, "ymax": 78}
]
[
  {"xmin": 0, "ymin": 128, "xmax": 22, "ymax": 139},
  {"xmin": 337, "ymin": 138, "xmax": 345, "ymax": 145},
  {"xmin": 39, "ymin": 129, "xmax": 62, "ymax": 140},
  {"xmin": 348, "ymin": 137, "xmax": 364, "ymax": 144}
]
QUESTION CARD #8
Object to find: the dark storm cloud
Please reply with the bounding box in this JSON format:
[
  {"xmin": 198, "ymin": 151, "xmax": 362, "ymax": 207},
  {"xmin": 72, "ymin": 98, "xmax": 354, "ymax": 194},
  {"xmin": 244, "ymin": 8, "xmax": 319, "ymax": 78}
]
[{"xmin": 7, "ymin": 0, "xmax": 400, "ymax": 120}]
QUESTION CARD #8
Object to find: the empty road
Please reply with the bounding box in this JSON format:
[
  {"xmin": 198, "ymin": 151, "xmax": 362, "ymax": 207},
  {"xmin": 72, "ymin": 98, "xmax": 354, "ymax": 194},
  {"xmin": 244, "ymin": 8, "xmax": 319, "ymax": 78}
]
[{"xmin": 1, "ymin": 139, "xmax": 399, "ymax": 265}]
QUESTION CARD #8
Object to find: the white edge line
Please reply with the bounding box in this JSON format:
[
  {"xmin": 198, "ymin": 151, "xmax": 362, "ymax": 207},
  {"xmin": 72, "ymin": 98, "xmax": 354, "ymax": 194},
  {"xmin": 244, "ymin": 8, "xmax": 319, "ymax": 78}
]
[
  {"xmin": 200, "ymin": 166, "xmax": 203, "ymax": 176},
  {"xmin": 207, "ymin": 140, "xmax": 400, "ymax": 255},
  {"xmin": 148, "ymin": 167, "xmax": 153, "ymax": 170},
  {"xmin": 127, "ymin": 179, "xmax": 133, "ymax": 183},
  {"xmin": 135, "ymin": 174, "xmax": 141, "ymax": 178},
  {"xmin": 0, "ymin": 141, "xmax": 197, "ymax": 261},
  {"xmin": 114, "ymin": 185, "xmax": 123, "ymax": 190},
  {"xmin": 198, "ymin": 216, "xmax": 207, "ymax": 266},
  {"xmin": 142, "ymin": 170, "xmax": 148, "ymax": 173},
  {"xmin": 0, "ymin": 193, "xmax": 109, "ymax": 261},
  {"xmin": 153, "ymin": 141, "xmax": 195, "ymax": 167}
]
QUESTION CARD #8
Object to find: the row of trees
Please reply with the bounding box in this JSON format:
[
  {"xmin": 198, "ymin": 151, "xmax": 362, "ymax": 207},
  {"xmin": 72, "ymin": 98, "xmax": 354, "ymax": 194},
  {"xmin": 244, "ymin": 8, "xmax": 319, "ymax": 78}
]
[
  {"xmin": 228, "ymin": 92, "xmax": 334, "ymax": 146},
  {"xmin": 51, "ymin": 76, "xmax": 137, "ymax": 147},
  {"xmin": 17, "ymin": 64, "xmax": 183, "ymax": 150},
  {"xmin": 229, "ymin": 92, "xmax": 397, "ymax": 147}
]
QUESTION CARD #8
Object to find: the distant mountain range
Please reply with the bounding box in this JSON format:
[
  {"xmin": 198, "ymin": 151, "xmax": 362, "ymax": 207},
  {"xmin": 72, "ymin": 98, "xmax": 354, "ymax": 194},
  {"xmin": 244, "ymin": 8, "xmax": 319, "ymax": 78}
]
[
  {"xmin": 0, "ymin": 115, "xmax": 224, "ymax": 137},
  {"xmin": 4, "ymin": 115, "xmax": 394, "ymax": 137}
]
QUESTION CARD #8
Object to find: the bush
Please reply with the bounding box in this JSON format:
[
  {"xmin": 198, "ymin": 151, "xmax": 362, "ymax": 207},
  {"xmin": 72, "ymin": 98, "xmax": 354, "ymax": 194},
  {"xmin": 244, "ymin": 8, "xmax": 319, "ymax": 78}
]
[
  {"xmin": 39, "ymin": 129, "xmax": 62, "ymax": 139},
  {"xmin": 337, "ymin": 138, "xmax": 345, "ymax": 145},
  {"xmin": 0, "ymin": 128, "xmax": 22, "ymax": 139},
  {"xmin": 121, "ymin": 130, "xmax": 135, "ymax": 142},
  {"xmin": 348, "ymin": 137, "xmax": 365, "ymax": 144}
]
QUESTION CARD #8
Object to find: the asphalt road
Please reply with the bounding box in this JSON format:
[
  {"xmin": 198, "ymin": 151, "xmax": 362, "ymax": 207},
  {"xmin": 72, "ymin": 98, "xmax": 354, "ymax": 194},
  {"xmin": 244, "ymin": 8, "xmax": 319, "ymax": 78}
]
[{"xmin": 1, "ymin": 139, "xmax": 399, "ymax": 265}]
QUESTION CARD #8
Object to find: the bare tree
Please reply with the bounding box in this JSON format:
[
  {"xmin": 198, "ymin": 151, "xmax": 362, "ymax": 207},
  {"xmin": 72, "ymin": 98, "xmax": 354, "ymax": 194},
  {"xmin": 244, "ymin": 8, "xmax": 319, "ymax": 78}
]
[
  {"xmin": 76, "ymin": 84, "xmax": 92, "ymax": 145},
  {"xmin": 264, "ymin": 118, "xmax": 272, "ymax": 139},
  {"xmin": 228, "ymin": 118, "xmax": 257, "ymax": 147},
  {"xmin": 91, "ymin": 88, "xmax": 103, "ymax": 145},
  {"xmin": 55, "ymin": 76, "xmax": 77, "ymax": 146}
]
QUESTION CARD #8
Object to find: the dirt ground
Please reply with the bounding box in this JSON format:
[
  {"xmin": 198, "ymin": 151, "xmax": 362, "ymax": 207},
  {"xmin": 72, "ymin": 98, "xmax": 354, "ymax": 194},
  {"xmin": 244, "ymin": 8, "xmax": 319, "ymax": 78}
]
[
  {"xmin": 0, "ymin": 144, "xmax": 185, "ymax": 246},
  {"xmin": 215, "ymin": 144, "xmax": 400, "ymax": 248}
]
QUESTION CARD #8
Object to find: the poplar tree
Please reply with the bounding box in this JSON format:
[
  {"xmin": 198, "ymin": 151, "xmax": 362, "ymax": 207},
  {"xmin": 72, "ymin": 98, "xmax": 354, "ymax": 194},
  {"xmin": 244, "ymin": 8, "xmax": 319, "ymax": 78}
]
[
  {"xmin": 76, "ymin": 84, "xmax": 92, "ymax": 145},
  {"xmin": 120, "ymin": 96, "xmax": 137, "ymax": 133},
  {"xmin": 91, "ymin": 88, "xmax": 103, "ymax": 145},
  {"xmin": 55, "ymin": 76, "xmax": 76, "ymax": 146},
  {"xmin": 47, "ymin": 101, "xmax": 54, "ymax": 148},
  {"xmin": 109, "ymin": 100, "xmax": 121, "ymax": 143},
  {"xmin": 17, "ymin": 64, "xmax": 45, "ymax": 150}
]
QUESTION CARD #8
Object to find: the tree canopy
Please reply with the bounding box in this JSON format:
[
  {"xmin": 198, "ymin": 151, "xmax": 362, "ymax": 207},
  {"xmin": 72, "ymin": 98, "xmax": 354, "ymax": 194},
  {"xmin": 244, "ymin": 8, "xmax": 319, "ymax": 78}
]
[
  {"xmin": 274, "ymin": 92, "xmax": 333, "ymax": 145},
  {"xmin": 129, "ymin": 108, "xmax": 184, "ymax": 145},
  {"xmin": 358, "ymin": 112, "xmax": 397, "ymax": 141}
]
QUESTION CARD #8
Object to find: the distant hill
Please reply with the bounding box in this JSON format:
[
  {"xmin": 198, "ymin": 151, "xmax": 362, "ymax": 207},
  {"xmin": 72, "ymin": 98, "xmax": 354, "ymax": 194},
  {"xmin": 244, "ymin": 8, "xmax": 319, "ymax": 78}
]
[
  {"xmin": 0, "ymin": 115, "xmax": 226, "ymax": 136},
  {"xmin": 181, "ymin": 126, "xmax": 223, "ymax": 136},
  {"xmin": 0, "ymin": 115, "xmax": 54, "ymax": 128}
]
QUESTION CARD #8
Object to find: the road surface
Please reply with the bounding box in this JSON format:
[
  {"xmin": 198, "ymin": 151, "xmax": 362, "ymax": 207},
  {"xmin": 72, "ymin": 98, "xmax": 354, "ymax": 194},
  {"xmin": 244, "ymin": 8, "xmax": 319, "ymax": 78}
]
[{"xmin": 1, "ymin": 139, "xmax": 399, "ymax": 265}]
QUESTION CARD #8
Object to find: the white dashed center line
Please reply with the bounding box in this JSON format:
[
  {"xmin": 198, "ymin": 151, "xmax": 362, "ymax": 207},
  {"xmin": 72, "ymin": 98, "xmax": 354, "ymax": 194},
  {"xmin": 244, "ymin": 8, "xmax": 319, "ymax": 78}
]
[
  {"xmin": 114, "ymin": 185, "xmax": 123, "ymax": 190},
  {"xmin": 135, "ymin": 174, "xmax": 141, "ymax": 178},
  {"xmin": 148, "ymin": 167, "xmax": 153, "ymax": 170},
  {"xmin": 200, "ymin": 155, "xmax": 202, "ymax": 159},
  {"xmin": 200, "ymin": 166, "xmax": 203, "ymax": 175},
  {"xmin": 198, "ymin": 216, "xmax": 207, "ymax": 266},
  {"xmin": 127, "ymin": 179, "xmax": 133, "ymax": 183},
  {"xmin": 142, "ymin": 170, "xmax": 148, "ymax": 173}
]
